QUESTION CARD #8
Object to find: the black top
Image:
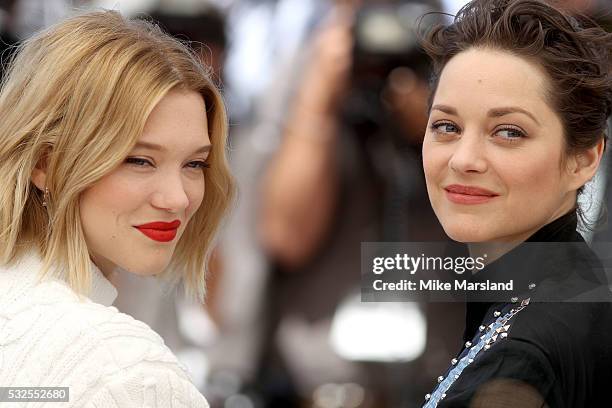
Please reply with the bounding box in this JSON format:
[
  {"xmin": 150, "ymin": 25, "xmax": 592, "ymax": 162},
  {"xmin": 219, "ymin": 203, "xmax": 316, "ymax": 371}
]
[{"xmin": 423, "ymin": 211, "xmax": 612, "ymax": 408}]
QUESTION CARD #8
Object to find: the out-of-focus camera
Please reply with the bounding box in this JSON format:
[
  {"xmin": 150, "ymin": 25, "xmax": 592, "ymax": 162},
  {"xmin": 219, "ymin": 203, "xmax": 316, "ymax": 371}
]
[
  {"xmin": 353, "ymin": 1, "xmax": 437, "ymax": 84},
  {"xmin": 344, "ymin": 1, "xmax": 441, "ymax": 134}
]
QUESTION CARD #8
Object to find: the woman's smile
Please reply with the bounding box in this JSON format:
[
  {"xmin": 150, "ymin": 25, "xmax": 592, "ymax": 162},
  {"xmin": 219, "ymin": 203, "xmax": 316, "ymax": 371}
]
[{"xmin": 444, "ymin": 184, "xmax": 499, "ymax": 205}]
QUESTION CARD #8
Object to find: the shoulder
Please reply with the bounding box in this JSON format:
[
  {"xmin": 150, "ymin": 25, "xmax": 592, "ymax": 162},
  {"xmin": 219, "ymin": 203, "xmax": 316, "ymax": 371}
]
[
  {"xmin": 70, "ymin": 305, "xmax": 209, "ymax": 407},
  {"xmin": 81, "ymin": 366, "xmax": 210, "ymax": 407},
  {"xmin": 1, "ymin": 278, "xmax": 207, "ymax": 405},
  {"xmin": 84, "ymin": 303, "xmax": 186, "ymax": 378},
  {"xmin": 451, "ymin": 302, "xmax": 612, "ymax": 407},
  {"xmin": 510, "ymin": 301, "xmax": 612, "ymax": 347},
  {"xmin": 1, "ymin": 287, "xmax": 177, "ymax": 367},
  {"xmin": 80, "ymin": 367, "xmax": 209, "ymax": 408},
  {"xmin": 488, "ymin": 302, "xmax": 612, "ymax": 387},
  {"xmin": 1, "ymin": 272, "xmax": 170, "ymax": 354}
]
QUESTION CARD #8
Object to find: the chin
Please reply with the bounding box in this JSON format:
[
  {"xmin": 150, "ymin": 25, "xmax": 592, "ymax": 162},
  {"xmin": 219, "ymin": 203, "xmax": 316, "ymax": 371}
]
[
  {"xmin": 447, "ymin": 232, "xmax": 489, "ymax": 243},
  {"xmin": 441, "ymin": 221, "xmax": 493, "ymax": 243}
]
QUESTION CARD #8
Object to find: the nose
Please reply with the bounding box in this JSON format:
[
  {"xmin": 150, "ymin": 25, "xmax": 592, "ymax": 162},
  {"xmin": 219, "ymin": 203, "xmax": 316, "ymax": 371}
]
[
  {"xmin": 150, "ymin": 172, "xmax": 191, "ymax": 213},
  {"xmin": 448, "ymin": 132, "xmax": 488, "ymax": 174}
]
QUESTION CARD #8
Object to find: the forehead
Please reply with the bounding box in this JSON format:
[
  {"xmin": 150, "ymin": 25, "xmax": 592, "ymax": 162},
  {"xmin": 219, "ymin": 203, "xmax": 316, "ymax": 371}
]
[
  {"xmin": 140, "ymin": 89, "xmax": 210, "ymax": 146},
  {"xmin": 434, "ymin": 48, "xmax": 551, "ymax": 112}
]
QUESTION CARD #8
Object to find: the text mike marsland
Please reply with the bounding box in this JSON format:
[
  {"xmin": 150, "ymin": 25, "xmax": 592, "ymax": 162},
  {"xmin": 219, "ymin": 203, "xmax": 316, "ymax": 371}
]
[{"xmin": 372, "ymin": 279, "xmax": 515, "ymax": 291}]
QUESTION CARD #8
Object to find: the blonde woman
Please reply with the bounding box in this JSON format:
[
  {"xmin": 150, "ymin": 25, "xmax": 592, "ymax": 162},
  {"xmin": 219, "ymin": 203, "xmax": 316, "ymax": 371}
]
[{"xmin": 0, "ymin": 9, "xmax": 234, "ymax": 407}]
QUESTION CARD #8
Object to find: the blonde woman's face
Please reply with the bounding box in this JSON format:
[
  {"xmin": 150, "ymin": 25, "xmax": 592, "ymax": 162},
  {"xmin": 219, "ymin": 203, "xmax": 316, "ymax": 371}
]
[
  {"xmin": 422, "ymin": 48, "xmax": 579, "ymax": 243},
  {"xmin": 79, "ymin": 89, "xmax": 210, "ymax": 277}
]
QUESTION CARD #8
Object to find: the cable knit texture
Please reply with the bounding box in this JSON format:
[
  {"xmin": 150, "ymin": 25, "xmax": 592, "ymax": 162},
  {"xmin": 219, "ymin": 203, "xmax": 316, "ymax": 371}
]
[{"xmin": 0, "ymin": 249, "xmax": 209, "ymax": 407}]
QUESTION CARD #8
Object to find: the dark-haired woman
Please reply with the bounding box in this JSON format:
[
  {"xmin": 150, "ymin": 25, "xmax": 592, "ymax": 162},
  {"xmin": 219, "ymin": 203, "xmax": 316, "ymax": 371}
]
[{"xmin": 419, "ymin": 0, "xmax": 612, "ymax": 406}]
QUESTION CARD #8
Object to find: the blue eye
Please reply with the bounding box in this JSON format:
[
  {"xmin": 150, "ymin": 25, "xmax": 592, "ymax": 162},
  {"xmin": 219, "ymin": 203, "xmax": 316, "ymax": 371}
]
[
  {"xmin": 431, "ymin": 121, "xmax": 460, "ymax": 134},
  {"xmin": 495, "ymin": 126, "xmax": 526, "ymax": 142}
]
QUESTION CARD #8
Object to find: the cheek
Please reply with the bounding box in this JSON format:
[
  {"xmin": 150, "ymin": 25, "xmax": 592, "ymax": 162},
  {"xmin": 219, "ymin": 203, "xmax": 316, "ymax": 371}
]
[
  {"xmin": 80, "ymin": 174, "xmax": 144, "ymax": 229},
  {"xmin": 185, "ymin": 178, "xmax": 206, "ymax": 218},
  {"xmin": 500, "ymin": 149, "xmax": 564, "ymax": 198},
  {"xmin": 79, "ymin": 186, "xmax": 117, "ymax": 247},
  {"xmin": 422, "ymin": 141, "xmax": 448, "ymax": 188}
]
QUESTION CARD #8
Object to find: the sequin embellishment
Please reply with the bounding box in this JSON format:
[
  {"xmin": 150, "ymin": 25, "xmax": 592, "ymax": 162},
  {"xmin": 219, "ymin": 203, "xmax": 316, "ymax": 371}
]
[{"xmin": 422, "ymin": 298, "xmax": 530, "ymax": 407}]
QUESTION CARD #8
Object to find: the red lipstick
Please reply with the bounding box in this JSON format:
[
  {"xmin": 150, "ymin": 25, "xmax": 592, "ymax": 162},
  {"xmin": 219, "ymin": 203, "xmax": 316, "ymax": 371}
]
[
  {"xmin": 444, "ymin": 184, "xmax": 499, "ymax": 205},
  {"xmin": 135, "ymin": 220, "xmax": 181, "ymax": 242}
]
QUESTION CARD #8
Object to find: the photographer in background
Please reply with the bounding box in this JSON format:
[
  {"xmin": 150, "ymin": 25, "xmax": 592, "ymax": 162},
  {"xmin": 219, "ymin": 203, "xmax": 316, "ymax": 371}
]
[
  {"xmin": 256, "ymin": 1, "xmax": 464, "ymax": 406},
  {"xmin": 261, "ymin": 0, "xmax": 445, "ymax": 269}
]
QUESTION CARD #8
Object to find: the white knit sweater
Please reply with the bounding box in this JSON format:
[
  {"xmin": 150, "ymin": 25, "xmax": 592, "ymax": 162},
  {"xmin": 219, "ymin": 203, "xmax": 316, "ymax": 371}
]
[{"xmin": 0, "ymin": 249, "xmax": 209, "ymax": 407}]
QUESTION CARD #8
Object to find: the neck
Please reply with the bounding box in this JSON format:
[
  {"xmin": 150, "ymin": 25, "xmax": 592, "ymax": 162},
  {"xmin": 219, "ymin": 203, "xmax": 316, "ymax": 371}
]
[
  {"xmin": 467, "ymin": 207, "xmax": 577, "ymax": 272},
  {"xmin": 467, "ymin": 226, "xmax": 539, "ymax": 271},
  {"xmin": 89, "ymin": 254, "xmax": 117, "ymax": 283},
  {"xmin": 468, "ymin": 241, "xmax": 523, "ymax": 270}
]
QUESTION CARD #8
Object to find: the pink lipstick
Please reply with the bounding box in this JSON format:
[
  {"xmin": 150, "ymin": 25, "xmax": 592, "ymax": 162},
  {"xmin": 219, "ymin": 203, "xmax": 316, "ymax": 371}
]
[{"xmin": 444, "ymin": 184, "xmax": 499, "ymax": 205}]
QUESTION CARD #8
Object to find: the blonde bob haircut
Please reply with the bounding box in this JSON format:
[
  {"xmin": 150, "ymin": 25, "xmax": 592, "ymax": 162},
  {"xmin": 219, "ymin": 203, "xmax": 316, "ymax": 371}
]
[{"xmin": 0, "ymin": 9, "xmax": 235, "ymax": 302}]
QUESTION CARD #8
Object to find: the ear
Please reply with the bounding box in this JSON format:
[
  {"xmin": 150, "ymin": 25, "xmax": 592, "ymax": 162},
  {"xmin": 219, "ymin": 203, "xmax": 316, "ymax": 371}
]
[
  {"xmin": 30, "ymin": 152, "xmax": 49, "ymax": 191},
  {"xmin": 566, "ymin": 137, "xmax": 605, "ymax": 191}
]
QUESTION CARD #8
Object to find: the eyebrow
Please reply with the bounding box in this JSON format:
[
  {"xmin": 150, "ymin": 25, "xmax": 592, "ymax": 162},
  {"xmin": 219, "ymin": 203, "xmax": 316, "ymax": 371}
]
[
  {"xmin": 133, "ymin": 141, "xmax": 212, "ymax": 154},
  {"xmin": 431, "ymin": 104, "xmax": 541, "ymax": 126}
]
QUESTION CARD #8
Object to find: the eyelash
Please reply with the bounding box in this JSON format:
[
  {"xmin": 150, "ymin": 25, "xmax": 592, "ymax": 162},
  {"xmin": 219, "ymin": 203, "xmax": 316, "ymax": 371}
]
[
  {"xmin": 125, "ymin": 157, "xmax": 210, "ymax": 170},
  {"xmin": 430, "ymin": 121, "xmax": 527, "ymax": 142}
]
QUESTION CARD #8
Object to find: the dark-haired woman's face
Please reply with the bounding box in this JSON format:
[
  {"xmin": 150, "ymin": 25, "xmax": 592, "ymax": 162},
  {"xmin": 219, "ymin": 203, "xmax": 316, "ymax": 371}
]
[{"xmin": 422, "ymin": 48, "xmax": 579, "ymax": 243}]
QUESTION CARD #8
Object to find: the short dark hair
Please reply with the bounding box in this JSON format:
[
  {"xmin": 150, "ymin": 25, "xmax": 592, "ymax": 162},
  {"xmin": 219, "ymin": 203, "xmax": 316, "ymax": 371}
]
[
  {"xmin": 420, "ymin": 0, "xmax": 611, "ymax": 155},
  {"xmin": 420, "ymin": 0, "xmax": 612, "ymax": 230}
]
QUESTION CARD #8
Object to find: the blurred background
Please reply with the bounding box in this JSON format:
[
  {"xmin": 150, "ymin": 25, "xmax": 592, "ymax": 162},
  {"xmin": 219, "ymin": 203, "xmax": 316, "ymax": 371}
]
[{"xmin": 1, "ymin": 0, "xmax": 610, "ymax": 406}]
